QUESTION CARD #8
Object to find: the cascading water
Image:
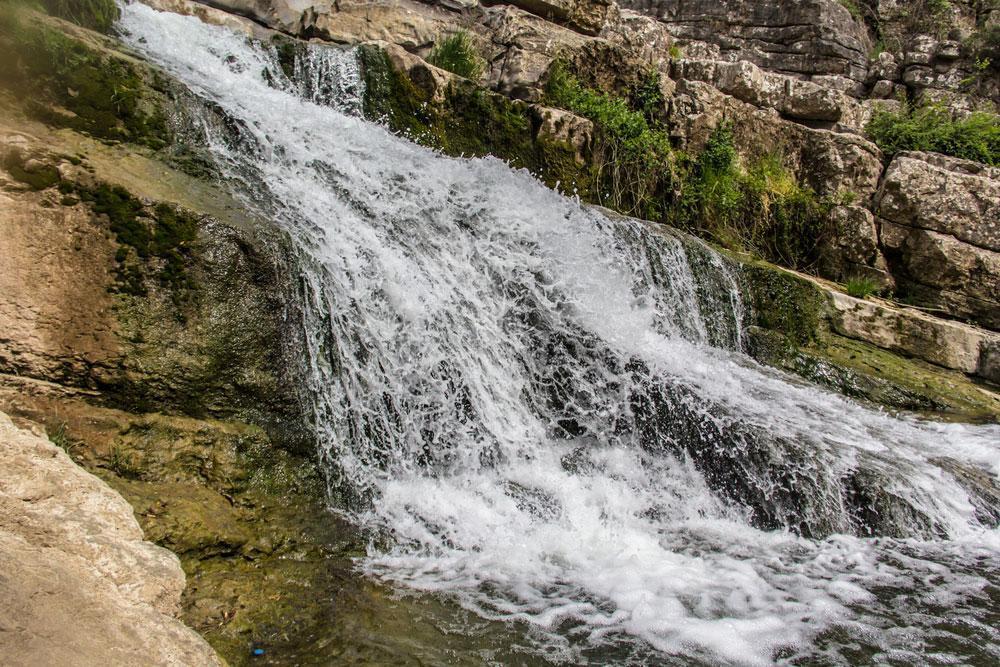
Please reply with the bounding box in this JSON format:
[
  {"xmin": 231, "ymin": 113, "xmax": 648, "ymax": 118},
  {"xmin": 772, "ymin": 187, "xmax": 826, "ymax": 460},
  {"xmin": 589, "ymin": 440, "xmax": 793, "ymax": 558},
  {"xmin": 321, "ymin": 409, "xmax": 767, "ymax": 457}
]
[{"xmin": 120, "ymin": 4, "xmax": 999, "ymax": 664}]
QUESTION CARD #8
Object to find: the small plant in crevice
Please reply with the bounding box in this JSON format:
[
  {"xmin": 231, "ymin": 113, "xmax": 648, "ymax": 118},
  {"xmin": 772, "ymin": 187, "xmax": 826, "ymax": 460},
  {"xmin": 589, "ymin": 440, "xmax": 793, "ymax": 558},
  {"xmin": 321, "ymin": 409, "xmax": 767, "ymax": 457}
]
[
  {"xmin": 47, "ymin": 421, "xmax": 79, "ymax": 454},
  {"xmin": 845, "ymin": 276, "xmax": 881, "ymax": 299},
  {"xmin": 107, "ymin": 444, "xmax": 142, "ymax": 479},
  {"xmin": 670, "ymin": 126, "xmax": 831, "ymax": 270},
  {"xmin": 427, "ymin": 31, "xmax": 485, "ymax": 81}
]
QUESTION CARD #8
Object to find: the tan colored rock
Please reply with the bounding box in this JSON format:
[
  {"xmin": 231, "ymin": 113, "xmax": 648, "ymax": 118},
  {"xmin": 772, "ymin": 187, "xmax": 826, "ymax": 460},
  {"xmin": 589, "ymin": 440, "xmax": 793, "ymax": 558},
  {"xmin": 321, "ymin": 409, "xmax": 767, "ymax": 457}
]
[
  {"xmin": 673, "ymin": 58, "xmax": 855, "ymax": 123},
  {"xmin": 818, "ymin": 205, "xmax": 893, "ymax": 286},
  {"xmin": 0, "ymin": 148, "xmax": 122, "ymax": 388},
  {"xmin": 531, "ymin": 104, "xmax": 593, "ymax": 164},
  {"xmin": 875, "ymin": 151, "xmax": 1000, "ymax": 329},
  {"xmin": 828, "ymin": 291, "xmax": 1000, "ymax": 382},
  {"xmin": 619, "ymin": 0, "xmax": 871, "ymax": 82},
  {"xmin": 483, "ymin": 0, "xmax": 614, "ymax": 35},
  {"xmin": 670, "ymin": 79, "xmax": 884, "ymax": 198},
  {"xmin": 141, "ymin": 0, "xmax": 275, "ymax": 37},
  {"xmin": 0, "ymin": 411, "xmax": 222, "ymax": 666},
  {"xmin": 877, "ymin": 151, "xmax": 1000, "ymax": 252}
]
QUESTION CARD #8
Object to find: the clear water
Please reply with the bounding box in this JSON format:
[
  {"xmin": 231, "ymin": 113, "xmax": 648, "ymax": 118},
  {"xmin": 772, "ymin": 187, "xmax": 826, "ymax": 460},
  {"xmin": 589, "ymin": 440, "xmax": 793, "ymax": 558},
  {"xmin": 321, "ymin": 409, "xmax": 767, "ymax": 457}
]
[{"xmin": 120, "ymin": 4, "xmax": 1000, "ymax": 664}]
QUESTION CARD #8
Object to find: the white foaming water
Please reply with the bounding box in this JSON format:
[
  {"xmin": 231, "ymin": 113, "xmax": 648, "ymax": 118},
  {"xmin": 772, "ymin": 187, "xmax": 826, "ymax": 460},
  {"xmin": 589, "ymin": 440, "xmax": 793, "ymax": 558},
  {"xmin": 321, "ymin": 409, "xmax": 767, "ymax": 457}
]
[{"xmin": 120, "ymin": 4, "xmax": 1000, "ymax": 664}]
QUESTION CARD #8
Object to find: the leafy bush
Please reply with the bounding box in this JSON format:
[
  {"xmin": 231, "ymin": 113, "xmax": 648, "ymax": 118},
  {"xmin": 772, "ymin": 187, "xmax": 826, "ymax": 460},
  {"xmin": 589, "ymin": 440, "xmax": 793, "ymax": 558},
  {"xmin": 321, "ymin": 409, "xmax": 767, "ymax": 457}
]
[
  {"xmin": 671, "ymin": 126, "xmax": 831, "ymax": 269},
  {"xmin": 846, "ymin": 276, "xmax": 880, "ymax": 299},
  {"xmin": 865, "ymin": 104, "xmax": 1000, "ymax": 166},
  {"xmin": 427, "ymin": 31, "xmax": 484, "ymax": 80},
  {"xmin": 544, "ymin": 60, "xmax": 674, "ymax": 218}
]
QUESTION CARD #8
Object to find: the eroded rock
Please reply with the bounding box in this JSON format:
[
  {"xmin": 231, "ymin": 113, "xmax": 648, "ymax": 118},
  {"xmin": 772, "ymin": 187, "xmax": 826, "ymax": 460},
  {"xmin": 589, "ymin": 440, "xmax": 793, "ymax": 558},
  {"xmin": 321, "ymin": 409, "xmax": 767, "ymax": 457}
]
[
  {"xmin": 0, "ymin": 411, "xmax": 222, "ymax": 666},
  {"xmin": 876, "ymin": 151, "xmax": 1000, "ymax": 329}
]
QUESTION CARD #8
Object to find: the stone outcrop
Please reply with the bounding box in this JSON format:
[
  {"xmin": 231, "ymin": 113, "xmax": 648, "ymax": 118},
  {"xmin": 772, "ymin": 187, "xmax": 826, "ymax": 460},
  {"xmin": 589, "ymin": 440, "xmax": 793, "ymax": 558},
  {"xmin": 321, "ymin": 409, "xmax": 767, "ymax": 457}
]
[
  {"xmin": 876, "ymin": 152, "xmax": 1000, "ymax": 329},
  {"xmin": 829, "ymin": 290, "xmax": 1000, "ymax": 382},
  {"xmin": 0, "ymin": 132, "xmax": 311, "ymax": 454},
  {"xmin": 482, "ymin": 0, "xmax": 616, "ymax": 35},
  {"xmin": 0, "ymin": 411, "xmax": 222, "ymax": 667},
  {"xmin": 619, "ymin": 0, "xmax": 871, "ymax": 83}
]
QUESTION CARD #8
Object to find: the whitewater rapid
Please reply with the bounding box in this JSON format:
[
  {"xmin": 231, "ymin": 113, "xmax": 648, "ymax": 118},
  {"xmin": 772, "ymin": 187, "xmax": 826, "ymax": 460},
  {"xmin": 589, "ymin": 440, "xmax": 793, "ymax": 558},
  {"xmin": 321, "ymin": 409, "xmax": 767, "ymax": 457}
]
[{"xmin": 120, "ymin": 4, "xmax": 999, "ymax": 664}]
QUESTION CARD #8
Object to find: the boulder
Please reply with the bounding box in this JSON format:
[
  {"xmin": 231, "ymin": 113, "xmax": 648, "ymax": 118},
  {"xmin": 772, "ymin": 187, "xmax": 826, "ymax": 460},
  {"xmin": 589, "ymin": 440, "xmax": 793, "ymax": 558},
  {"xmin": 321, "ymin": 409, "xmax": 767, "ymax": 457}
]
[
  {"xmin": 829, "ymin": 291, "xmax": 1000, "ymax": 382},
  {"xmin": 876, "ymin": 152, "xmax": 1000, "ymax": 329},
  {"xmin": 817, "ymin": 205, "xmax": 893, "ymax": 286},
  {"xmin": 0, "ymin": 411, "xmax": 222, "ymax": 666},
  {"xmin": 672, "ymin": 57, "xmax": 856, "ymax": 123},
  {"xmin": 482, "ymin": 0, "xmax": 615, "ymax": 35},
  {"xmin": 669, "ymin": 79, "xmax": 884, "ymax": 198}
]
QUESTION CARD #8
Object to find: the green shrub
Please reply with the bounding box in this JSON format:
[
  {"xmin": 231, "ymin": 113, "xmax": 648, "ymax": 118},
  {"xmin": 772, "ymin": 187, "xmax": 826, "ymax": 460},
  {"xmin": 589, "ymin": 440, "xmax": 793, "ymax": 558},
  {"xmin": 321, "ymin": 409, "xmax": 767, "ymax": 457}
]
[
  {"xmin": 865, "ymin": 104, "xmax": 1000, "ymax": 166},
  {"xmin": 544, "ymin": 60, "xmax": 674, "ymax": 218},
  {"xmin": 427, "ymin": 31, "xmax": 484, "ymax": 80},
  {"xmin": 671, "ymin": 126, "xmax": 831, "ymax": 269},
  {"xmin": 846, "ymin": 276, "xmax": 881, "ymax": 299}
]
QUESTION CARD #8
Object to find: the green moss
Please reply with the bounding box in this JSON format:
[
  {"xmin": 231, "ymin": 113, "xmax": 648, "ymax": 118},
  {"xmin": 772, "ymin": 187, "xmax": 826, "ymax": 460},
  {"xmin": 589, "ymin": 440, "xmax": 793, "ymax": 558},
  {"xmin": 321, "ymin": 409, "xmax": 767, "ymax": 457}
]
[
  {"xmin": 747, "ymin": 327, "xmax": 1000, "ymax": 420},
  {"xmin": 71, "ymin": 182, "xmax": 198, "ymax": 298},
  {"xmin": 0, "ymin": 148, "xmax": 60, "ymax": 189},
  {"xmin": 360, "ymin": 45, "xmax": 435, "ymax": 143},
  {"xmin": 740, "ymin": 262, "xmax": 827, "ymax": 346},
  {"xmin": 0, "ymin": 9, "xmax": 170, "ymax": 148}
]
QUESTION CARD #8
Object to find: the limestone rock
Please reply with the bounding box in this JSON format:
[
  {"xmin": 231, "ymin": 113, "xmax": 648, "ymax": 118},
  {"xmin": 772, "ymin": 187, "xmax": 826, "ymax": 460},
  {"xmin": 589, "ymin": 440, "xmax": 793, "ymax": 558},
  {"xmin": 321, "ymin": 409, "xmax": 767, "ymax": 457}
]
[
  {"xmin": 619, "ymin": 0, "xmax": 871, "ymax": 82},
  {"xmin": 876, "ymin": 152, "xmax": 1000, "ymax": 329},
  {"xmin": 670, "ymin": 79, "xmax": 884, "ymax": 198},
  {"xmin": 818, "ymin": 205, "xmax": 893, "ymax": 286},
  {"xmin": 829, "ymin": 291, "xmax": 1000, "ymax": 382},
  {"xmin": 0, "ymin": 411, "xmax": 222, "ymax": 666},
  {"xmin": 877, "ymin": 152, "xmax": 1000, "ymax": 253},
  {"xmin": 672, "ymin": 57, "xmax": 856, "ymax": 123},
  {"xmin": 483, "ymin": 0, "xmax": 614, "ymax": 35},
  {"xmin": 531, "ymin": 104, "xmax": 594, "ymax": 164}
]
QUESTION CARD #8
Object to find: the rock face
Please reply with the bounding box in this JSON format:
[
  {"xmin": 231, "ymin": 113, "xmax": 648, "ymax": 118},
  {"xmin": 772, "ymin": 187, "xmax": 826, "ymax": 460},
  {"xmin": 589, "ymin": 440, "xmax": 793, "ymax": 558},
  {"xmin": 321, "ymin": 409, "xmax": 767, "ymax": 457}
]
[
  {"xmin": 483, "ymin": 0, "xmax": 615, "ymax": 35},
  {"xmin": 0, "ymin": 133, "xmax": 311, "ymax": 454},
  {"xmin": 829, "ymin": 290, "xmax": 1000, "ymax": 382},
  {"xmin": 876, "ymin": 152, "xmax": 1000, "ymax": 330},
  {"xmin": 619, "ymin": 0, "xmax": 870, "ymax": 82},
  {"xmin": 0, "ymin": 411, "xmax": 222, "ymax": 667}
]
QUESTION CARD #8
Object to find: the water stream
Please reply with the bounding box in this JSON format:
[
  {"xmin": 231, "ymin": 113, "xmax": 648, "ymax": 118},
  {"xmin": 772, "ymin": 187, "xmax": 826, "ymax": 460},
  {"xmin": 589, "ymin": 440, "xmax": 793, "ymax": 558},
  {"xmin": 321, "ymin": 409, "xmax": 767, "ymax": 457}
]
[{"xmin": 120, "ymin": 4, "xmax": 999, "ymax": 664}]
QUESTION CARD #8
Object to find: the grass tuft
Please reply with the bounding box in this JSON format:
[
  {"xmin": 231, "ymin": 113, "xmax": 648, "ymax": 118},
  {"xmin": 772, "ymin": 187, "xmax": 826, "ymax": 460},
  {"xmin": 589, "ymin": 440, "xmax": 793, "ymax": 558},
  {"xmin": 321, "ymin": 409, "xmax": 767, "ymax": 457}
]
[
  {"xmin": 846, "ymin": 276, "xmax": 881, "ymax": 299},
  {"xmin": 427, "ymin": 31, "xmax": 484, "ymax": 80}
]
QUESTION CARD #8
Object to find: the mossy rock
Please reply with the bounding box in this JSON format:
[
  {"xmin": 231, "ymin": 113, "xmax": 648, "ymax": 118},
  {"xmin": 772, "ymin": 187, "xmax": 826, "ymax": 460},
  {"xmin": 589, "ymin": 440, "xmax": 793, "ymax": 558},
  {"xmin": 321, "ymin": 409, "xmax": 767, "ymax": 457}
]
[
  {"xmin": 739, "ymin": 261, "xmax": 828, "ymax": 346},
  {"xmin": 359, "ymin": 45, "xmax": 594, "ymax": 198},
  {"xmin": 0, "ymin": 6, "xmax": 170, "ymax": 147}
]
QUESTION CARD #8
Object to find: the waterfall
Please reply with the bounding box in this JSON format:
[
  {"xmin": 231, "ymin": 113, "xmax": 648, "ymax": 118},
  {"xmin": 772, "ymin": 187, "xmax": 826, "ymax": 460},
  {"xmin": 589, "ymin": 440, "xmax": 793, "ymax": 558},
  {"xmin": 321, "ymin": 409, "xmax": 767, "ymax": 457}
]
[{"xmin": 120, "ymin": 4, "xmax": 1000, "ymax": 665}]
